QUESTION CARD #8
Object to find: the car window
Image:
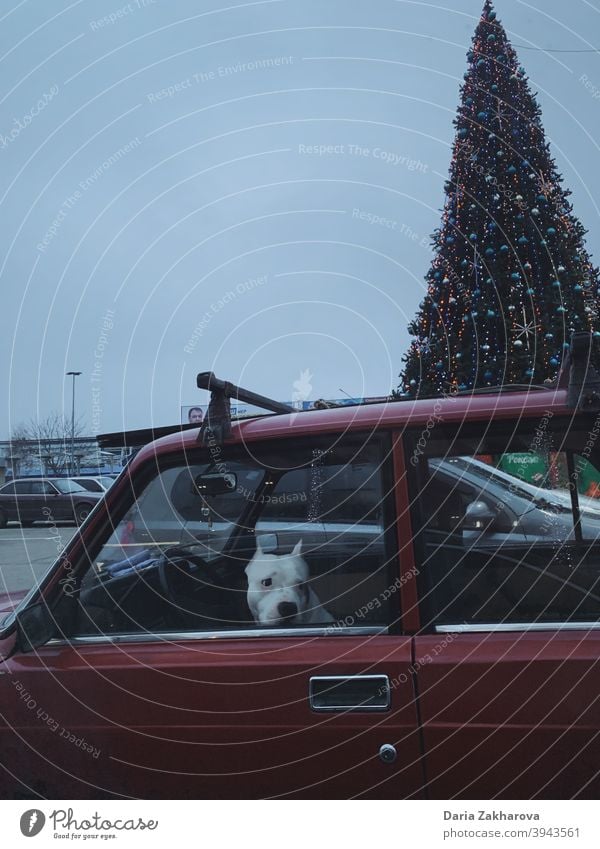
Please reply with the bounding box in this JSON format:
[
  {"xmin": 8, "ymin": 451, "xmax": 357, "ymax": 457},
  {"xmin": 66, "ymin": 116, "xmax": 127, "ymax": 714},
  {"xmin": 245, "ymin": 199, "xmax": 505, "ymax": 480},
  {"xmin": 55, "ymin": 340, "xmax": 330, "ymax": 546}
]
[
  {"xmin": 12, "ymin": 481, "xmax": 31, "ymax": 495},
  {"xmin": 74, "ymin": 435, "xmax": 398, "ymax": 637},
  {"xmin": 53, "ymin": 479, "xmax": 87, "ymax": 494},
  {"xmin": 28, "ymin": 480, "xmax": 56, "ymax": 495},
  {"xmin": 0, "ymin": 482, "xmax": 16, "ymax": 494},
  {"xmin": 410, "ymin": 420, "xmax": 600, "ymax": 627}
]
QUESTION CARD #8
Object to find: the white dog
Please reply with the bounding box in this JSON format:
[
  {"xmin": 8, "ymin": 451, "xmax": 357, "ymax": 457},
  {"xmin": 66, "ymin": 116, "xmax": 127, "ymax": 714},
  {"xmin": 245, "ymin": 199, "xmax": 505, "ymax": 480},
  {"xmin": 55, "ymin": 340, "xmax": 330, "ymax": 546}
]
[{"xmin": 245, "ymin": 539, "xmax": 334, "ymax": 626}]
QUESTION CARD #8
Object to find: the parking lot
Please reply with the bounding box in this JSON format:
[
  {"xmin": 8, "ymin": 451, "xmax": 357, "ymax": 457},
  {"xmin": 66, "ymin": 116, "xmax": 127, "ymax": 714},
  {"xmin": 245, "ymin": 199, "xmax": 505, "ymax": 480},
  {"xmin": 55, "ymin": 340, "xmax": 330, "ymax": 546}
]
[{"xmin": 0, "ymin": 523, "xmax": 76, "ymax": 595}]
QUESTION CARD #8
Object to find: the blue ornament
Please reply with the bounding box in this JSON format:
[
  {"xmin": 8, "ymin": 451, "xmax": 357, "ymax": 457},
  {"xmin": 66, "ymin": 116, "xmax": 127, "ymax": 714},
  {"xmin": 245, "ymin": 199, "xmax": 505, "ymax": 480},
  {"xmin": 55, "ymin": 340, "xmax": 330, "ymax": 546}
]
[
  {"xmin": 488, "ymin": 9, "xmax": 497, "ymax": 19},
  {"xmin": 557, "ymin": 306, "xmax": 566, "ymax": 313},
  {"xmin": 547, "ymin": 227, "xmax": 556, "ymax": 236},
  {"xmin": 477, "ymin": 111, "xmax": 487, "ymax": 120},
  {"xmin": 511, "ymin": 273, "xmax": 520, "ymax": 281},
  {"xmin": 456, "ymin": 352, "xmax": 462, "ymax": 359},
  {"xmin": 487, "ymin": 34, "xmax": 496, "ymax": 42},
  {"xmin": 516, "ymin": 213, "xmax": 524, "ymax": 221},
  {"xmin": 518, "ymin": 236, "xmax": 528, "ymax": 245},
  {"xmin": 537, "ymin": 194, "xmax": 546, "ymax": 202},
  {"xmin": 487, "ymin": 310, "xmax": 495, "ymax": 318},
  {"xmin": 491, "ymin": 84, "xmax": 499, "ymax": 93},
  {"xmin": 507, "ymin": 165, "xmax": 517, "ymax": 175},
  {"xmin": 481, "ymin": 344, "xmax": 490, "ymax": 352},
  {"xmin": 550, "ymin": 357, "xmax": 559, "ymax": 367},
  {"xmin": 486, "ymin": 277, "xmax": 493, "ymax": 284},
  {"xmin": 477, "ymin": 59, "xmax": 486, "ymax": 69},
  {"xmin": 488, "ymin": 221, "xmax": 496, "ymax": 229},
  {"xmin": 436, "ymin": 361, "xmax": 444, "ymax": 371},
  {"xmin": 522, "ymin": 160, "xmax": 530, "ymax": 168},
  {"xmin": 500, "ymin": 244, "xmax": 509, "ymax": 253},
  {"xmin": 563, "ymin": 342, "xmax": 570, "ymax": 349},
  {"xmin": 526, "ymin": 288, "xmax": 535, "ymax": 295},
  {"xmin": 484, "ymin": 370, "xmax": 494, "ymax": 380},
  {"xmin": 409, "ymin": 379, "xmax": 417, "ymax": 386},
  {"xmin": 574, "ymin": 285, "xmax": 583, "ymax": 292},
  {"xmin": 485, "ymin": 247, "xmax": 495, "ymax": 256},
  {"xmin": 594, "ymin": 332, "xmax": 600, "ymax": 339},
  {"xmin": 434, "ymin": 271, "xmax": 441, "ymax": 278},
  {"xmin": 461, "ymin": 259, "xmax": 468, "ymax": 267},
  {"xmin": 552, "ymin": 280, "xmax": 561, "ymax": 287},
  {"xmin": 525, "ymin": 369, "xmax": 534, "ymax": 378},
  {"xmin": 469, "ymin": 232, "xmax": 478, "ymax": 241},
  {"xmin": 540, "ymin": 239, "xmax": 547, "ymax": 247},
  {"xmin": 473, "ymin": 288, "xmax": 481, "ymax": 297},
  {"xmin": 446, "ymin": 236, "xmax": 455, "ymax": 244},
  {"xmin": 465, "ymin": 97, "xmax": 473, "ymax": 106},
  {"xmin": 545, "ymin": 333, "xmax": 554, "ymax": 340},
  {"xmin": 458, "ymin": 128, "xmax": 468, "ymax": 138}
]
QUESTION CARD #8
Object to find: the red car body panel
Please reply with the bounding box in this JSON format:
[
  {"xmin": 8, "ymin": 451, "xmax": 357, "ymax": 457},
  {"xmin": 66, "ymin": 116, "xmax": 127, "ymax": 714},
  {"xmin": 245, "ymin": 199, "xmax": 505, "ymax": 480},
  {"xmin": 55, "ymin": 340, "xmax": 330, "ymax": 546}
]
[
  {"xmin": 416, "ymin": 631, "xmax": 600, "ymax": 799},
  {"xmin": 1, "ymin": 637, "xmax": 423, "ymax": 799}
]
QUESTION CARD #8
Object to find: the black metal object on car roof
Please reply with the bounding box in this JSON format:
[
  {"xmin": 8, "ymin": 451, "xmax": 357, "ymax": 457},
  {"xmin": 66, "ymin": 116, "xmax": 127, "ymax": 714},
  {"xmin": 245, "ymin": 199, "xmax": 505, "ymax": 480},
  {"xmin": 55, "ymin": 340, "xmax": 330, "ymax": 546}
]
[
  {"xmin": 565, "ymin": 331, "xmax": 600, "ymax": 412},
  {"xmin": 197, "ymin": 371, "xmax": 295, "ymax": 447}
]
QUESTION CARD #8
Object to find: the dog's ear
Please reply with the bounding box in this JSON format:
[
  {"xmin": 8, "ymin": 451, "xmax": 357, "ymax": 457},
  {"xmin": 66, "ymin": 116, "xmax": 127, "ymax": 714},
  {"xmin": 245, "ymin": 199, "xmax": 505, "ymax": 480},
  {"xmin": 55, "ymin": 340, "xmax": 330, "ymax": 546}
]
[{"xmin": 292, "ymin": 539, "xmax": 302, "ymax": 556}]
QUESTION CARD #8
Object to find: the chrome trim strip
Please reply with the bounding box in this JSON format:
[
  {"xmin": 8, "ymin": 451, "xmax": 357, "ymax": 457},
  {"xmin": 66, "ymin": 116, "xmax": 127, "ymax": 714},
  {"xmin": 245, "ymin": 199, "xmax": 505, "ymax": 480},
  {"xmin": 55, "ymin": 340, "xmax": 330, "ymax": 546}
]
[
  {"xmin": 309, "ymin": 674, "xmax": 391, "ymax": 712},
  {"xmin": 436, "ymin": 622, "xmax": 600, "ymax": 634},
  {"xmin": 48, "ymin": 625, "xmax": 386, "ymax": 646}
]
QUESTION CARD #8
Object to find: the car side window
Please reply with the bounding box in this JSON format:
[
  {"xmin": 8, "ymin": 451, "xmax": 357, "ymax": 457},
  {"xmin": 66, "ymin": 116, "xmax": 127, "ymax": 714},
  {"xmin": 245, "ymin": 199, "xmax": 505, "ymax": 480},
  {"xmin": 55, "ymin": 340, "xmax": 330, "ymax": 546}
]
[
  {"xmin": 73, "ymin": 435, "xmax": 398, "ymax": 638},
  {"xmin": 0, "ymin": 482, "xmax": 16, "ymax": 494},
  {"xmin": 29, "ymin": 480, "xmax": 53, "ymax": 495},
  {"xmin": 13, "ymin": 481, "xmax": 31, "ymax": 494},
  {"xmin": 409, "ymin": 420, "xmax": 600, "ymax": 627}
]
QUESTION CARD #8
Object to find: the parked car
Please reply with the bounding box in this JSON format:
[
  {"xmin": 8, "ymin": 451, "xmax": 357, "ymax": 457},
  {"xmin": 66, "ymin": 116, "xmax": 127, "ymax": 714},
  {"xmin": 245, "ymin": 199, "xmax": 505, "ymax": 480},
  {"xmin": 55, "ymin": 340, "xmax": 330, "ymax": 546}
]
[
  {"xmin": 0, "ymin": 477, "xmax": 103, "ymax": 527},
  {"xmin": 3, "ymin": 344, "xmax": 600, "ymax": 799},
  {"xmin": 70, "ymin": 476, "xmax": 115, "ymax": 493}
]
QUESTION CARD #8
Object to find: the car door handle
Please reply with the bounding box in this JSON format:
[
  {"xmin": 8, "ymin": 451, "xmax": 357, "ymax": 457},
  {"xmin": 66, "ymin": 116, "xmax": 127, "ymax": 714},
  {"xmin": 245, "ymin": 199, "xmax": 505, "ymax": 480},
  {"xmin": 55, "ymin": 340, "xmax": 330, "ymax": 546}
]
[{"xmin": 309, "ymin": 675, "xmax": 390, "ymax": 711}]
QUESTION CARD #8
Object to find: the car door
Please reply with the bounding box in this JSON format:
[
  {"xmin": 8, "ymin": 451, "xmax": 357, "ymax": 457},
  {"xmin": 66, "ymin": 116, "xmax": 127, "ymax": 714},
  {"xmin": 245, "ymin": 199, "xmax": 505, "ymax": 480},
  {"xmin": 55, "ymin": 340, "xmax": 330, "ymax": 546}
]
[
  {"xmin": 407, "ymin": 416, "xmax": 600, "ymax": 798},
  {"xmin": 11, "ymin": 480, "xmax": 34, "ymax": 522},
  {"xmin": 0, "ymin": 482, "xmax": 19, "ymax": 521},
  {"xmin": 0, "ymin": 432, "xmax": 425, "ymax": 800}
]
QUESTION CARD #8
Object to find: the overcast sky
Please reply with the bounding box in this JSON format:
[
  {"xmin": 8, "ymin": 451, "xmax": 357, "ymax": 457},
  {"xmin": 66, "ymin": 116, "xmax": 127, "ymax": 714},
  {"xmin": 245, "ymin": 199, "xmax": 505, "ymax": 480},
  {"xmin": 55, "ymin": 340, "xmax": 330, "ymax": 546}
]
[{"xmin": 1, "ymin": 0, "xmax": 599, "ymax": 438}]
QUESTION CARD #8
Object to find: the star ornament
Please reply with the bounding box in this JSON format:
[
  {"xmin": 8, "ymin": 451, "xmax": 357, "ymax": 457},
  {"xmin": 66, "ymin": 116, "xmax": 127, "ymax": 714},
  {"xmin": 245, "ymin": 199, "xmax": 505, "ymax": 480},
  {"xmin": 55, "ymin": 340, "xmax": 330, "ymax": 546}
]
[
  {"xmin": 512, "ymin": 317, "xmax": 541, "ymax": 346},
  {"xmin": 492, "ymin": 104, "xmax": 513, "ymax": 128}
]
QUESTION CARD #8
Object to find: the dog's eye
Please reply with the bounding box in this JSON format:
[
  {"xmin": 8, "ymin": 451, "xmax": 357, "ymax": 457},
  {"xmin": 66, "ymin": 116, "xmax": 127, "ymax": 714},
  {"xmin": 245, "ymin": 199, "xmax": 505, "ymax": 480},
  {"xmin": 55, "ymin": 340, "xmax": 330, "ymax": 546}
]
[{"xmin": 261, "ymin": 578, "xmax": 272, "ymax": 587}]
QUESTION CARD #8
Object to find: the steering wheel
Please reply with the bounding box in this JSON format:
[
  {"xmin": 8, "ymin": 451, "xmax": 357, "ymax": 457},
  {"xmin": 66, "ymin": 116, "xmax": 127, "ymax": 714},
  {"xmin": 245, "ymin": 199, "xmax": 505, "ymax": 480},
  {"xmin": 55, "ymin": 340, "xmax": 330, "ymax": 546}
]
[{"xmin": 157, "ymin": 552, "xmax": 237, "ymax": 628}]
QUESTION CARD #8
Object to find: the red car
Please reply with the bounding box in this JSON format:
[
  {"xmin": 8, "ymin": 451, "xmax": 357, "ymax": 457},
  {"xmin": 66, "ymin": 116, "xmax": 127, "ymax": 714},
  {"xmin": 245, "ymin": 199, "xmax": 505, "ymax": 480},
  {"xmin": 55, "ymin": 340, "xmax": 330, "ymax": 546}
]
[{"xmin": 2, "ymin": 340, "xmax": 600, "ymax": 799}]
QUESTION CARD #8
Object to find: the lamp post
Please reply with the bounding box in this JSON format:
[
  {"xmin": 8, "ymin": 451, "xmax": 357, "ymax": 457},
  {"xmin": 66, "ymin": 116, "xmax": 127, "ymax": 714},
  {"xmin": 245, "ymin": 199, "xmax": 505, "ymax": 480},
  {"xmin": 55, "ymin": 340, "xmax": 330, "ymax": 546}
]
[{"xmin": 66, "ymin": 371, "xmax": 81, "ymax": 475}]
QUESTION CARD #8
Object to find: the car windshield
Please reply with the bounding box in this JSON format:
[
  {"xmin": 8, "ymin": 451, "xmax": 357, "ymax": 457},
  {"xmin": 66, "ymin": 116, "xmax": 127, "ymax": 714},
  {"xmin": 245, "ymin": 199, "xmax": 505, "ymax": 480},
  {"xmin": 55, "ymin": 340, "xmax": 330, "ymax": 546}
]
[
  {"xmin": 53, "ymin": 479, "xmax": 87, "ymax": 494},
  {"xmin": 99, "ymin": 477, "xmax": 114, "ymax": 489}
]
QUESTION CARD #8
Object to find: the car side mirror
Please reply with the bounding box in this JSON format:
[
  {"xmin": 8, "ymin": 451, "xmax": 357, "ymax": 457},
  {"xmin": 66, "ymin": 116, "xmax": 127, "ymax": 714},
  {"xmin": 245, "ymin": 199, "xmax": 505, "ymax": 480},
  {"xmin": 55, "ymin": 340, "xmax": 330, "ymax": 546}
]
[
  {"xmin": 463, "ymin": 500, "xmax": 497, "ymax": 532},
  {"xmin": 16, "ymin": 602, "xmax": 57, "ymax": 652}
]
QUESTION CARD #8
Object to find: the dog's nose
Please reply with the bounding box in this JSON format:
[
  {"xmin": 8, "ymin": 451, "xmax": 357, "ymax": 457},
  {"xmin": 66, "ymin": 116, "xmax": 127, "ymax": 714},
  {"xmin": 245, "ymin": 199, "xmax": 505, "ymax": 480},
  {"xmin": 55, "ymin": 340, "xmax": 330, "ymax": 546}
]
[{"xmin": 278, "ymin": 602, "xmax": 298, "ymax": 619}]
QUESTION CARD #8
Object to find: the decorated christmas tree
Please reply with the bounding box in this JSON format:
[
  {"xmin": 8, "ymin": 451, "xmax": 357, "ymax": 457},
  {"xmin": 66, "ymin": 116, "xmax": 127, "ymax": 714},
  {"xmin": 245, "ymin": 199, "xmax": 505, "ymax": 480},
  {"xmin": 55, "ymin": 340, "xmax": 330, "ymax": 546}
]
[{"xmin": 399, "ymin": 0, "xmax": 599, "ymax": 397}]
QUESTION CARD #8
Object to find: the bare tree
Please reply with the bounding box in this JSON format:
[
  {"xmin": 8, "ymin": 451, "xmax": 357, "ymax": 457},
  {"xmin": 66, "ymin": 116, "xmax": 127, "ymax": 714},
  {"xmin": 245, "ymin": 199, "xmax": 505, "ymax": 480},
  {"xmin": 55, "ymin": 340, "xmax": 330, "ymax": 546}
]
[{"xmin": 9, "ymin": 413, "xmax": 86, "ymax": 475}]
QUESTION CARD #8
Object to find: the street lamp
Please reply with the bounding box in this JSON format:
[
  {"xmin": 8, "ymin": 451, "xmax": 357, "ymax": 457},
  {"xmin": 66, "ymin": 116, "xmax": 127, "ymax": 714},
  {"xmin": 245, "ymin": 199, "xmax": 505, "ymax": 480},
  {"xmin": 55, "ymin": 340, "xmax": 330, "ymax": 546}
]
[{"xmin": 66, "ymin": 371, "xmax": 81, "ymax": 475}]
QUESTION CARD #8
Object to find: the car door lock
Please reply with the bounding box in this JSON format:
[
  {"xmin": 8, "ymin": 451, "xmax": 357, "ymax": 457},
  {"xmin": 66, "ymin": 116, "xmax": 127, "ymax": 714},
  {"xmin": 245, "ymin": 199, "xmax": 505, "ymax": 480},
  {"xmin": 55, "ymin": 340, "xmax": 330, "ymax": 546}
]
[{"xmin": 378, "ymin": 743, "xmax": 397, "ymax": 764}]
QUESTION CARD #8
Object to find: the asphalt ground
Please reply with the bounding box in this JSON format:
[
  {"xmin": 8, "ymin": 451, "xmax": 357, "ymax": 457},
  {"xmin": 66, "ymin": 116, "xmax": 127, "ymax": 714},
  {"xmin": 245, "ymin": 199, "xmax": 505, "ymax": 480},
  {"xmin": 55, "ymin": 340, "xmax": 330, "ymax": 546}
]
[{"xmin": 0, "ymin": 523, "xmax": 77, "ymax": 595}]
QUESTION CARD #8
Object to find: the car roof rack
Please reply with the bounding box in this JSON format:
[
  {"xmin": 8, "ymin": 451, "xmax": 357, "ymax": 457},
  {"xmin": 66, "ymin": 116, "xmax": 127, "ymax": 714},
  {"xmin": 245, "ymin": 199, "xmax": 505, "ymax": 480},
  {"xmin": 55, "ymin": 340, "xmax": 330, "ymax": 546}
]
[
  {"xmin": 456, "ymin": 383, "xmax": 551, "ymax": 396},
  {"xmin": 197, "ymin": 371, "xmax": 295, "ymax": 446}
]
